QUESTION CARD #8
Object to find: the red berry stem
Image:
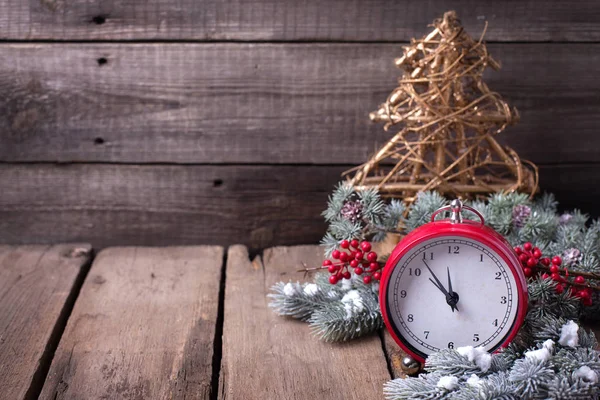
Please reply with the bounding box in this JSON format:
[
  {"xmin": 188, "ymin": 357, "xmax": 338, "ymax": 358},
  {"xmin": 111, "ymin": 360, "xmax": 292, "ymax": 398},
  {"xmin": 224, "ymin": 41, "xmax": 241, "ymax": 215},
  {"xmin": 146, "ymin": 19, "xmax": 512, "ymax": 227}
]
[{"xmin": 535, "ymin": 264, "xmax": 600, "ymax": 291}]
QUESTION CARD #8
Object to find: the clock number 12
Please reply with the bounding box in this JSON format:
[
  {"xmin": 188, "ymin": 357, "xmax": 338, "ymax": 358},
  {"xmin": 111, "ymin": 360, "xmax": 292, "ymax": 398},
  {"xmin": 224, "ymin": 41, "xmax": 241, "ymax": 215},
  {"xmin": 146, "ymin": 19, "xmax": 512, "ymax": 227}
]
[{"xmin": 448, "ymin": 246, "xmax": 460, "ymax": 254}]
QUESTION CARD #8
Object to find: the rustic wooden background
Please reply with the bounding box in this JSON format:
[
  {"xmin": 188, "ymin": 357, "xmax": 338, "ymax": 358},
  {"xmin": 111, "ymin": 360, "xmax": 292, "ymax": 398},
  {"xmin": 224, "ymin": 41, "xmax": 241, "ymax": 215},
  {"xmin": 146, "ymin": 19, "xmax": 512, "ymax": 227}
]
[{"xmin": 1, "ymin": 1, "xmax": 599, "ymax": 249}]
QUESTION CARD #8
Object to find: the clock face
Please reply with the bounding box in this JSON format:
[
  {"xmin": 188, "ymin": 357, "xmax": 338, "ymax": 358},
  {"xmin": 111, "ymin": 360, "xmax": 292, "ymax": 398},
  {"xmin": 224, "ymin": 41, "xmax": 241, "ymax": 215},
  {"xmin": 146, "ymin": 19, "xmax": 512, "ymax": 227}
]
[{"xmin": 384, "ymin": 235, "xmax": 520, "ymax": 359}]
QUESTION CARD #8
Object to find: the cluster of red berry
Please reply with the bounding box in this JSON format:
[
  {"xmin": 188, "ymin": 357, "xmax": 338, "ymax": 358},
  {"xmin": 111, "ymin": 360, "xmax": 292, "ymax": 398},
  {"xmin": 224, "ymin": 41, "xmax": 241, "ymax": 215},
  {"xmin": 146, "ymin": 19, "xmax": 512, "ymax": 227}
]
[
  {"xmin": 515, "ymin": 242, "xmax": 593, "ymax": 306},
  {"xmin": 322, "ymin": 239, "xmax": 382, "ymax": 285}
]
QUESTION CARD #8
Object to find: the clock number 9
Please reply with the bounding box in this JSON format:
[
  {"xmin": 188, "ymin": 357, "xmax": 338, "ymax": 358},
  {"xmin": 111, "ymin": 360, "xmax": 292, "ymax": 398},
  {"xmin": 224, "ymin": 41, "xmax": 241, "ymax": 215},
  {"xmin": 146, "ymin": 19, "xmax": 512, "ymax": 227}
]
[{"xmin": 400, "ymin": 290, "xmax": 407, "ymax": 298}]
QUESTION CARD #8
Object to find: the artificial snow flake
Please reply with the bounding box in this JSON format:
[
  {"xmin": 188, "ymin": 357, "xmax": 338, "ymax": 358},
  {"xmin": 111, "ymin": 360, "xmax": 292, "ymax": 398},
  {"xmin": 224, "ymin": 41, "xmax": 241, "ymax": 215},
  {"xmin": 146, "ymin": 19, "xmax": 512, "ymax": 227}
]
[
  {"xmin": 341, "ymin": 278, "xmax": 353, "ymax": 291},
  {"xmin": 283, "ymin": 282, "xmax": 298, "ymax": 296},
  {"xmin": 457, "ymin": 346, "xmax": 492, "ymax": 372},
  {"xmin": 466, "ymin": 374, "xmax": 483, "ymax": 387},
  {"xmin": 436, "ymin": 376, "xmax": 459, "ymax": 390},
  {"xmin": 341, "ymin": 290, "xmax": 364, "ymax": 319},
  {"xmin": 573, "ymin": 365, "xmax": 598, "ymax": 383},
  {"xmin": 525, "ymin": 348, "xmax": 551, "ymax": 362},
  {"xmin": 558, "ymin": 320, "xmax": 579, "ymax": 347},
  {"xmin": 303, "ymin": 283, "xmax": 318, "ymax": 296},
  {"xmin": 542, "ymin": 339, "xmax": 555, "ymax": 352}
]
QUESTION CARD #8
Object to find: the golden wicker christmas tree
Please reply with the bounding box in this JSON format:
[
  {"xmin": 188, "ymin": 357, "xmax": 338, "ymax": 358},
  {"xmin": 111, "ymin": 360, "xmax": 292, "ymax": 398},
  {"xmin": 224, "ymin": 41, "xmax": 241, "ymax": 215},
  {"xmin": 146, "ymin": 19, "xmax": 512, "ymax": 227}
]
[{"xmin": 349, "ymin": 11, "xmax": 538, "ymax": 202}]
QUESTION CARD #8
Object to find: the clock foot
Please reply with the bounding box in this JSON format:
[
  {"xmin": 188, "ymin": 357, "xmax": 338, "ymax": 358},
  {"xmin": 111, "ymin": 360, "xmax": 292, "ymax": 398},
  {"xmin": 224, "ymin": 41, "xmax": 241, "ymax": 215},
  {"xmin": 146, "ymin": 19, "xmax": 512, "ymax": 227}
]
[{"xmin": 400, "ymin": 355, "xmax": 421, "ymax": 376}]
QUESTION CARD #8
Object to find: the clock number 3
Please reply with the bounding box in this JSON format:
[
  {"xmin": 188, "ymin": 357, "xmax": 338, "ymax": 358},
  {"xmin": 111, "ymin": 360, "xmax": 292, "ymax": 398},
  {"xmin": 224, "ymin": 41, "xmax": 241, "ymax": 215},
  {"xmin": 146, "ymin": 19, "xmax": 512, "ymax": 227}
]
[{"xmin": 500, "ymin": 296, "xmax": 507, "ymax": 304}]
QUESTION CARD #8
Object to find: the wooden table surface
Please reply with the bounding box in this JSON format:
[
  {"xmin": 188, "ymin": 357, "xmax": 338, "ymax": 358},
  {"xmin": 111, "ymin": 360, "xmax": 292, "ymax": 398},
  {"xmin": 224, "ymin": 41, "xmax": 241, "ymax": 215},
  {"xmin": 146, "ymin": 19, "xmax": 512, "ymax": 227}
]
[{"xmin": 0, "ymin": 244, "xmax": 597, "ymax": 399}]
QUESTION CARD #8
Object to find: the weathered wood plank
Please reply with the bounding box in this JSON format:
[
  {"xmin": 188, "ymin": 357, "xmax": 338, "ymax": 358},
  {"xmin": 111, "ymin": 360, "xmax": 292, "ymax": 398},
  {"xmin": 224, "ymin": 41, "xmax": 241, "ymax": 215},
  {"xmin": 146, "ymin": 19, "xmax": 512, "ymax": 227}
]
[
  {"xmin": 0, "ymin": 43, "xmax": 598, "ymax": 165},
  {"xmin": 0, "ymin": 244, "xmax": 91, "ymax": 400},
  {"xmin": 0, "ymin": 163, "xmax": 597, "ymax": 249},
  {"xmin": 0, "ymin": 0, "xmax": 599, "ymax": 41},
  {"xmin": 219, "ymin": 245, "xmax": 391, "ymax": 399},
  {"xmin": 39, "ymin": 246, "xmax": 223, "ymax": 400},
  {"xmin": 0, "ymin": 164, "xmax": 337, "ymax": 249}
]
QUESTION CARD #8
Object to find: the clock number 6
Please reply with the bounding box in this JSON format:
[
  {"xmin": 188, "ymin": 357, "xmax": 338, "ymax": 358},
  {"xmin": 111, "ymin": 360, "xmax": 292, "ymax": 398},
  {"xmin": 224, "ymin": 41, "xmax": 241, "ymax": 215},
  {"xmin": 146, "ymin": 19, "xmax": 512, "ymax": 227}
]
[{"xmin": 448, "ymin": 342, "xmax": 454, "ymax": 349}]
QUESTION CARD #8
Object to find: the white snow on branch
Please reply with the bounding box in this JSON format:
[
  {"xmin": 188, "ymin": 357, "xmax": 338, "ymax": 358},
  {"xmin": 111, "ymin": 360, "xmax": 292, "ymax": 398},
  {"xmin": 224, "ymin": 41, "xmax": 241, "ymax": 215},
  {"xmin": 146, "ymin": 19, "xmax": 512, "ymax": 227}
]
[
  {"xmin": 457, "ymin": 346, "xmax": 492, "ymax": 372},
  {"xmin": 524, "ymin": 348, "xmax": 551, "ymax": 362},
  {"xmin": 437, "ymin": 376, "xmax": 459, "ymax": 390},
  {"xmin": 283, "ymin": 282, "xmax": 298, "ymax": 296},
  {"xmin": 574, "ymin": 366, "xmax": 598, "ymax": 384},
  {"xmin": 558, "ymin": 320, "xmax": 579, "ymax": 347},
  {"xmin": 466, "ymin": 374, "xmax": 482, "ymax": 387},
  {"xmin": 303, "ymin": 283, "xmax": 318, "ymax": 296},
  {"xmin": 341, "ymin": 290, "xmax": 364, "ymax": 319}
]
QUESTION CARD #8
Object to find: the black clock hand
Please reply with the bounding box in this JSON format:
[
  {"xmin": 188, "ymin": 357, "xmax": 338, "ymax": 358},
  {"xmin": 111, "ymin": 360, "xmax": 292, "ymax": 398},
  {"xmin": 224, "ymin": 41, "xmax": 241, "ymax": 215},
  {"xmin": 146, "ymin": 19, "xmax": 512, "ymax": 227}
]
[
  {"xmin": 446, "ymin": 267, "xmax": 459, "ymax": 312},
  {"xmin": 422, "ymin": 259, "xmax": 450, "ymax": 297}
]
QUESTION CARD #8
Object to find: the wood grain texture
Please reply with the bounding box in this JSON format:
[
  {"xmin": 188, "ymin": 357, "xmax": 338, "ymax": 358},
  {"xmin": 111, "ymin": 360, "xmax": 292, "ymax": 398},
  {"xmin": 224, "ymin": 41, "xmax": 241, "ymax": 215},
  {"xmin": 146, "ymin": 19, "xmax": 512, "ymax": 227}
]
[
  {"xmin": 0, "ymin": 164, "xmax": 337, "ymax": 249},
  {"xmin": 0, "ymin": 163, "xmax": 597, "ymax": 249},
  {"xmin": 39, "ymin": 246, "xmax": 223, "ymax": 400},
  {"xmin": 0, "ymin": 0, "xmax": 599, "ymax": 41},
  {"xmin": 0, "ymin": 43, "xmax": 598, "ymax": 165},
  {"xmin": 219, "ymin": 245, "xmax": 391, "ymax": 399},
  {"xmin": 0, "ymin": 244, "xmax": 91, "ymax": 400}
]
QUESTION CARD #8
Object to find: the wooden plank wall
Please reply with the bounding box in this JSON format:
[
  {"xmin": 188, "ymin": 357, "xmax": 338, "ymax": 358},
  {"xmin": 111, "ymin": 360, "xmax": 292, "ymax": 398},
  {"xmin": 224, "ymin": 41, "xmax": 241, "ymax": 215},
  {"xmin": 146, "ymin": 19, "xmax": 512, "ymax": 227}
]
[{"xmin": 0, "ymin": 1, "xmax": 598, "ymax": 249}]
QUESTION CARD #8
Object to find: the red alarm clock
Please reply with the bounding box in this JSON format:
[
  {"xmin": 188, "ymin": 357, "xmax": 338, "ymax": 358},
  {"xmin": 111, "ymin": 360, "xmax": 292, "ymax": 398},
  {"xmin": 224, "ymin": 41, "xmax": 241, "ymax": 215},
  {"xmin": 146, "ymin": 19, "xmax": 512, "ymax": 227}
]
[{"xmin": 380, "ymin": 199, "xmax": 528, "ymax": 363}]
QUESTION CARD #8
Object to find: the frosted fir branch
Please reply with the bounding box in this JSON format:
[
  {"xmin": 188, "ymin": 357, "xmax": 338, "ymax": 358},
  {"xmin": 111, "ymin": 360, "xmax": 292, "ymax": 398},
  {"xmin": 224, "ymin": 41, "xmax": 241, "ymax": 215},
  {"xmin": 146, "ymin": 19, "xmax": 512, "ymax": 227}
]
[
  {"xmin": 534, "ymin": 192, "xmax": 559, "ymax": 213},
  {"xmin": 508, "ymin": 358, "xmax": 554, "ymax": 399},
  {"xmin": 425, "ymin": 349, "xmax": 491, "ymax": 378},
  {"xmin": 322, "ymin": 182, "xmax": 354, "ymax": 222},
  {"xmin": 268, "ymin": 281, "xmax": 340, "ymax": 321},
  {"xmin": 309, "ymin": 286, "xmax": 382, "ymax": 342},
  {"xmin": 358, "ymin": 187, "xmax": 386, "ymax": 224},
  {"xmin": 545, "ymin": 374, "xmax": 599, "ymax": 400},
  {"xmin": 405, "ymin": 191, "xmax": 448, "ymax": 231},
  {"xmin": 384, "ymin": 373, "xmax": 448, "ymax": 400}
]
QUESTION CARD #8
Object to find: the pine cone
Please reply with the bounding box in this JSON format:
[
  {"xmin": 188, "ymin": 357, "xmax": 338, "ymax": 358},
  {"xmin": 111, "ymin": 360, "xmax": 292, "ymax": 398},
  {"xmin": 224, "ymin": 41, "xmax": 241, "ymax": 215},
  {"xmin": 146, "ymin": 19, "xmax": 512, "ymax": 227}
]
[
  {"xmin": 559, "ymin": 213, "xmax": 573, "ymax": 225},
  {"xmin": 340, "ymin": 200, "xmax": 363, "ymax": 223},
  {"xmin": 562, "ymin": 248, "xmax": 582, "ymax": 267},
  {"xmin": 512, "ymin": 205, "xmax": 532, "ymax": 228}
]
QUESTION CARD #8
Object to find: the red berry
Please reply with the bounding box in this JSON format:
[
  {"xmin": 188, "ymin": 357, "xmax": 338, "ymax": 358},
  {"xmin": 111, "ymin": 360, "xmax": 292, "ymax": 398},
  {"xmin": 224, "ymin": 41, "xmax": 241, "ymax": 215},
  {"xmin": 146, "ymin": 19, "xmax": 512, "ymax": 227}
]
[
  {"xmin": 578, "ymin": 290, "xmax": 590, "ymax": 299},
  {"xmin": 542, "ymin": 273, "xmax": 550, "ymax": 279},
  {"xmin": 523, "ymin": 267, "xmax": 533, "ymax": 277},
  {"xmin": 541, "ymin": 258, "xmax": 551, "ymax": 266},
  {"xmin": 329, "ymin": 275, "xmax": 339, "ymax": 284},
  {"xmin": 339, "ymin": 252, "xmax": 349, "ymax": 262},
  {"xmin": 551, "ymin": 273, "xmax": 562, "ymax": 282},
  {"xmin": 533, "ymin": 249, "xmax": 542, "ymax": 259},
  {"xmin": 527, "ymin": 258, "xmax": 537, "ymax": 268},
  {"xmin": 514, "ymin": 247, "xmax": 523, "ymax": 255},
  {"xmin": 363, "ymin": 275, "xmax": 372, "ymax": 284},
  {"xmin": 355, "ymin": 251, "xmax": 364, "ymax": 260},
  {"xmin": 550, "ymin": 265, "xmax": 559, "ymax": 274},
  {"xmin": 552, "ymin": 256, "xmax": 562, "ymax": 266},
  {"xmin": 369, "ymin": 262, "xmax": 378, "ymax": 272},
  {"xmin": 367, "ymin": 252, "xmax": 378, "ymax": 262},
  {"xmin": 350, "ymin": 239, "xmax": 359, "ymax": 249},
  {"xmin": 524, "ymin": 242, "xmax": 533, "ymax": 251},
  {"xmin": 328, "ymin": 265, "xmax": 337, "ymax": 273},
  {"xmin": 519, "ymin": 254, "xmax": 529, "ymax": 263},
  {"xmin": 555, "ymin": 284, "xmax": 564, "ymax": 294},
  {"xmin": 332, "ymin": 250, "xmax": 341, "ymax": 260},
  {"xmin": 323, "ymin": 259, "xmax": 332, "ymax": 266},
  {"xmin": 342, "ymin": 271, "xmax": 351, "ymax": 280},
  {"xmin": 373, "ymin": 272, "xmax": 381, "ymax": 280},
  {"xmin": 355, "ymin": 267, "xmax": 364, "ymax": 275},
  {"xmin": 570, "ymin": 286, "xmax": 579, "ymax": 296},
  {"xmin": 350, "ymin": 259, "xmax": 359, "ymax": 268},
  {"xmin": 360, "ymin": 241, "xmax": 372, "ymax": 252},
  {"xmin": 340, "ymin": 240, "xmax": 350, "ymax": 249},
  {"xmin": 574, "ymin": 276, "xmax": 585, "ymax": 285},
  {"xmin": 583, "ymin": 297, "xmax": 593, "ymax": 306}
]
